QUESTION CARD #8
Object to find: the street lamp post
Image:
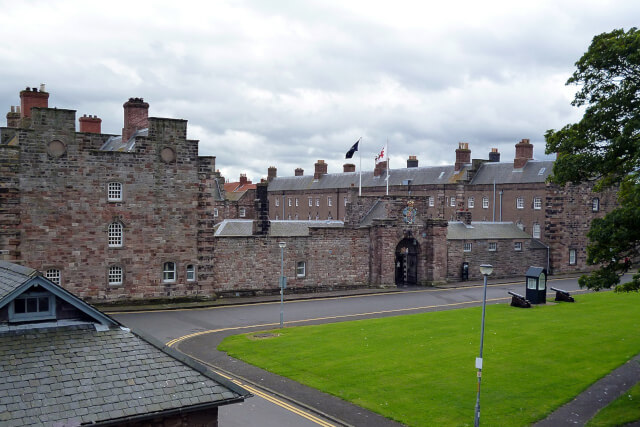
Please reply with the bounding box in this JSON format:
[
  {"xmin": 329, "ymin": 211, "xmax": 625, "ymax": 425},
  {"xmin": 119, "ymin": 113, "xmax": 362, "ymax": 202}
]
[
  {"xmin": 474, "ymin": 264, "xmax": 493, "ymax": 427},
  {"xmin": 278, "ymin": 242, "xmax": 286, "ymax": 328}
]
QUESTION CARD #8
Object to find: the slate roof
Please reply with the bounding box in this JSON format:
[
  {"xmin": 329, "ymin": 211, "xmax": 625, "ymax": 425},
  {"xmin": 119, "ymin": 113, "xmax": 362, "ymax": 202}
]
[
  {"xmin": 359, "ymin": 200, "xmax": 389, "ymax": 227},
  {"xmin": 0, "ymin": 262, "xmax": 37, "ymax": 301},
  {"xmin": 469, "ymin": 160, "xmax": 554, "ymax": 185},
  {"xmin": 0, "ymin": 326, "xmax": 245, "ymax": 426},
  {"xmin": 214, "ymin": 219, "xmax": 343, "ymax": 237},
  {"xmin": 100, "ymin": 129, "xmax": 148, "ymax": 152},
  {"xmin": 447, "ymin": 221, "xmax": 534, "ymax": 240}
]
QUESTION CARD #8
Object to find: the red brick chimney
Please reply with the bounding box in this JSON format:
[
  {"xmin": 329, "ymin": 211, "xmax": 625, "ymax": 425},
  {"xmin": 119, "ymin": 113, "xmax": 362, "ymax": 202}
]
[
  {"xmin": 373, "ymin": 160, "xmax": 388, "ymax": 177},
  {"xmin": 79, "ymin": 114, "xmax": 102, "ymax": 134},
  {"xmin": 6, "ymin": 106, "xmax": 20, "ymax": 128},
  {"xmin": 20, "ymin": 85, "xmax": 49, "ymax": 119},
  {"xmin": 314, "ymin": 160, "xmax": 327, "ymax": 180},
  {"xmin": 239, "ymin": 174, "xmax": 249, "ymax": 186},
  {"xmin": 514, "ymin": 138, "xmax": 534, "ymax": 169},
  {"xmin": 295, "ymin": 168, "xmax": 304, "ymax": 176},
  {"xmin": 267, "ymin": 166, "xmax": 277, "ymax": 182},
  {"xmin": 122, "ymin": 97, "xmax": 149, "ymax": 141},
  {"xmin": 455, "ymin": 142, "xmax": 471, "ymax": 171},
  {"xmin": 343, "ymin": 163, "xmax": 356, "ymax": 173}
]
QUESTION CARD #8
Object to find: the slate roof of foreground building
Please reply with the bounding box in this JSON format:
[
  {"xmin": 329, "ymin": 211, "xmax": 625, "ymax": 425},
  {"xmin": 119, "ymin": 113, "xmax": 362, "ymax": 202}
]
[
  {"xmin": 214, "ymin": 219, "xmax": 344, "ymax": 237},
  {"xmin": 447, "ymin": 221, "xmax": 536, "ymax": 240},
  {"xmin": 0, "ymin": 260, "xmax": 249, "ymax": 426}
]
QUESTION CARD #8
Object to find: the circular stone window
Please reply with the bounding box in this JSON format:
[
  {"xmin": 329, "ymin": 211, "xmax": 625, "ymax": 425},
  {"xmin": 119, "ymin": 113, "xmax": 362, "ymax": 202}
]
[
  {"xmin": 160, "ymin": 147, "xmax": 176, "ymax": 163},
  {"xmin": 47, "ymin": 140, "xmax": 66, "ymax": 158}
]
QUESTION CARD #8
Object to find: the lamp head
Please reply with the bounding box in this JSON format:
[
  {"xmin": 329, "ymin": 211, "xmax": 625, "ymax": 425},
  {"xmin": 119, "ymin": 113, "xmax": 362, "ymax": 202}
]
[
  {"xmin": 279, "ymin": 242, "xmax": 286, "ymax": 248},
  {"xmin": 479, "ymin": 264, "xmax": 493, "ymax": 276}
]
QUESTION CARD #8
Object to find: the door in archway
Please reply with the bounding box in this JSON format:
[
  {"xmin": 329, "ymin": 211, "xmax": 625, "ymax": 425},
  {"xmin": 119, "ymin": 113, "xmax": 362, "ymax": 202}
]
[{"xmin": 395, "ymin": 238, "xmax": 418, "ymax": 286}]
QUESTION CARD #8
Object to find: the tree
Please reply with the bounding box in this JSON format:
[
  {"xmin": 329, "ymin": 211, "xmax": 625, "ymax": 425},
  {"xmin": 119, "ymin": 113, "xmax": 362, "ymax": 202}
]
[{"xmin": 545, "ymin": 27, "xmax": 640, "ymax": 292}]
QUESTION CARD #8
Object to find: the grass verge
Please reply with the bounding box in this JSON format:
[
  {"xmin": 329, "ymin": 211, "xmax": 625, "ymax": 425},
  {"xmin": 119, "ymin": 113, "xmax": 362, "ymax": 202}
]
[
  {"xmin": 218, "ymin": 292, "xmax": 640, "ymax": 427},
  {"xmin": 587, "ymin": 381, "xmax": 640, "ymax": 427}
]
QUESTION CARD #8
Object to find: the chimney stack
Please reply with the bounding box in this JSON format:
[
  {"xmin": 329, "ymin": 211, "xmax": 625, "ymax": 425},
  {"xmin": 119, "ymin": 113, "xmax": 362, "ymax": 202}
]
[
  {"xmin": 514, "ymin": 138, "xmax": 533, "ymax": 169},
  {"xmin": 407, "ymin": 155, "xmax": 419, "ymax": 168},
  {"xmin": 6, "ymin": 106, "xmax": 20, "ymax": 128},
  {"xmin": 489, "ymin": 148, "xmax": 500, "ymax": 162},
  {"xmin": 455, "ymin": 142, "xmax": 471, "ymax": 171},
  {"xmin": 314, "ymin": 160, "xmax": 327, "ymax": 180},
  {"xmin": 239, "ymin": 174, "xmax": 249, "ymax": 186},
  {"xmin": 295, "ymin": 168, "xmax": 304, "ymax": 176},
  {"xmin": 122, "ymin": 97, "xmax": 149, "ymax": 142},
  {"xmin": 20, "ymin": 86, "xmax": 49, "ymax": 119},
  {"xmin": 79, "ymin": 114, "xmax": 102, "ymax": 134},
  {"xmin": 267, "ymin": 166, "xmax": 277, "ymax": 182},
  {"xmin": 373, "ymin": 160, "xmax": 388, "ymax": 177},
  {"xmin": 343, "ymin": 163, "xmax": 356, "ymax": 173}
]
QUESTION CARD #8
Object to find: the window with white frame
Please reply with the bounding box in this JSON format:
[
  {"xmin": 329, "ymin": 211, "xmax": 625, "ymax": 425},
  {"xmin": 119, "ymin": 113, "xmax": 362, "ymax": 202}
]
[
  {"xmin": 288, "ymin": 198, "xmax": 292, "ymax": 207},
  {"xmin": 108, "ymin": 222, "xmax": 123, "ymax": 247},
  {"xmin": 107, "ymin": 182, "xmax": 122, "ymax": 202},
  {"xmin": 516, "ymin": 197, "xmax": 524, "ymax": 209},
  {"xmin": 295, "ymin": 198, "xmax": 299, "ymax": 207},
  {"xmin": 328, "ymin": 196, "xmax": 332, "ymax": 207},
  {"xmin": 592, "ymin": 198, "xmax": 600, "ymax": 212},
  {"xmin": 213, "ymin": 208, "xmax": 219, "ymax": 217},
  {"xmin": 429, "ymin": 196, "xmax": 434, "ymax": 207},
  {"xmin": 308, "ymin": 198, "xmax": 313, "ymax": 207},
  {"xmin": 275, "ymin": 198, "xmax": 280, "ymax": 207},
  {"xmin": 186, "ymin": 264, "xmax": 196, "ymax": 281},
  {"xmin": 10, "ymin": 291, "xmax": 56, "ymax": 322},
  {"xmin": 45, "ymin": 269, "xmax": 61, "ymax": 285},
  {"xmin": 569, "ymin": 249, "xmax": 576, "ymax": 265},
  {"xmin": 296, "ymin": 261, "xmax": 306, "ymax": 278},
  {"xmin": 532, "ymin": 223, "xmax": 541, "ymax": 238},
  {"xmin": 514, "ymin": 242, "xmax": 522, "ymax": 251},
  {"xmin": 450, "ymin": 197, "xmax": 456, "ymax": 207},
  {"xmin": 108, "ymin": 266, "xmax": 123, "ymax": 286},
  {"xmin": 482, "ymin": 197, "xmax": 489, "ymax": 209},
  {"xmin": 534, "ymin": 197, "xmax": 542, "ymax": 210},
  {"xmin": 488, "ymin": 242, "xmax": 497, "ymax": 251},
  {"xmin": 316, "ymin": 198, "xmax": 320, "ymax": 207},
  {"xmin": 308, "ymin": 213, "xmax": 312, "ymax": 220},
  {"xmin": 163, "ymin": 262, "xmax": 176, "ymax": 282},
  {"xmin": 468, "ymin": 197, "xmax": 474, "ymax": 208},
  {"xmin": 463, "ymin": 242, "xmax": 472, "ymax": 252},
  {"xmin": 344, "ymin": 197, "xmax": 348, "ymax": 206},
  {"xmin": 239, "ymin": 207, "xmax": 246, "ymax": 217},
  {"xmin": 275, "ymin": 214, "xmax": 279, "ymax": 220},
  {"xmin": 288, "ymin": 214, "xmax": 292, "ymax": 220},
  {"xmin": 315, "ymin": 213, "xmax": 319, "ymax": 220}
]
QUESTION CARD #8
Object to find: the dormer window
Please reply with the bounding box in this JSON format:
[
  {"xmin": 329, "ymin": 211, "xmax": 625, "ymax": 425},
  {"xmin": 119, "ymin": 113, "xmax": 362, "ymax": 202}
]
[{"xmin": 9, "ymin": 291, "xmax": 56, "ymax": 322}]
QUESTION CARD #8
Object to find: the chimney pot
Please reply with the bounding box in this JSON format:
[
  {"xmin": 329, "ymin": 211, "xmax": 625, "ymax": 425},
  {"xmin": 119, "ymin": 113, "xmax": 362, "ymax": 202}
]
[
  {"xmin": 407, "ymin": 155, "xmax": 419, "ymax": 168},
  {"xmin": 488, "ymin": 148, "xmax": 500, "ymax": 162},
  {"xmin": 20, "ymin": 86, "xmax": 50, "ymax": 118},
  {"xmin": 343, "ymin": 163, "xmax": 356, "ymax": 173},
  {"xmin": 295, "ymin": 168, "xmax": 304, "ymax": 176},
  {"xmin": 314, "ymin": 160, "xmax": 328, "ymax": 180},
  {"xmin": 122, "ymin": 97, "xmax": 150, "ymax": 141},
  {"xmin": 455, "ymin": 142, "xmax": 471, "ymax": 171},
  {"xmin": 514, "ymin": 138, "xmax": 534, "ymax": 168}
]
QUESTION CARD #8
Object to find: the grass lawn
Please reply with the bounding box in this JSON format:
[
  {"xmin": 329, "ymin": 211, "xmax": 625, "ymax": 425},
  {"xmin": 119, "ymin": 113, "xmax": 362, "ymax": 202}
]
[
  {"xmin": 587, "ymin": 381, "xmax": 640, "ymax": 427},
  {"xmin": 218, "ymin": 292, "xmax": 640, "ymax": 427}
]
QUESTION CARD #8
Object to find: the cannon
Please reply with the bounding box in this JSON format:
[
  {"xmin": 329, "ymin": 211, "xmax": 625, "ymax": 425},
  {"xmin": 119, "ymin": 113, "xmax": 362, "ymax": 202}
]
[
  {"xmin": 508, "ymin": 291, "xmax": 531, "ymax": 308},
  {"xmin": 550, "ymin": 287, "xmax": 575, "ymax": 302}
]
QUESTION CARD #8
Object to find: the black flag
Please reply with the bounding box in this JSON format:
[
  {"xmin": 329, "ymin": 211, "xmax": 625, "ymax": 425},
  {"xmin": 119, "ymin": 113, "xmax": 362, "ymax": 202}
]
[{"xmin": 345, "ymin": 139, "xmax": 360, "ymax": 159}]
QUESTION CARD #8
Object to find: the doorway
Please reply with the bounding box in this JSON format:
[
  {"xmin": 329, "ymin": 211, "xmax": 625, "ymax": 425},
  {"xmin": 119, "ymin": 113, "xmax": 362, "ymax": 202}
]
[{"xmin": 395, "ymin": 238, "xmax": 418, "ymax": 286}]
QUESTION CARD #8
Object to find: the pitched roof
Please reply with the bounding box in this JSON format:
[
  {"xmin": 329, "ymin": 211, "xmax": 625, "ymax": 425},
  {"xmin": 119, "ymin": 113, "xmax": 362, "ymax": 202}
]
[
  {"xmin": 214, "ymin": 219, "xmax": 343, "ymax": 237},
  {"xmin": 469, "ymin": 160, "xmax": 553, "ymax": 185},
  {"xmin": 447, "ymin": 221, "xmax": 533, "ymax": 240}
]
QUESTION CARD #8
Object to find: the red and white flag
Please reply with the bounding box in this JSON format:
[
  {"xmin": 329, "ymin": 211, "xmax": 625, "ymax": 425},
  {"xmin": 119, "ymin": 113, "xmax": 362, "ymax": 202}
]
[{"xmin": 375, "ymin": 144, "xmax": 387, "ymax": 164}]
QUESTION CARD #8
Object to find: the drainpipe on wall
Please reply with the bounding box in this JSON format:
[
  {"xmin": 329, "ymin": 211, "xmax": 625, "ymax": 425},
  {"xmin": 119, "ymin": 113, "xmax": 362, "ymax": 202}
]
[
  {"xmin": 492, "ymin": 180, "xmax": 496, "ymax": 222},
  {"xmin": 499, "ymin": 190, "xmax": 503, "ymax": 222},
  {"xmin": 282, "ymin": 194, "xmax": 285, "ymax": 219}
]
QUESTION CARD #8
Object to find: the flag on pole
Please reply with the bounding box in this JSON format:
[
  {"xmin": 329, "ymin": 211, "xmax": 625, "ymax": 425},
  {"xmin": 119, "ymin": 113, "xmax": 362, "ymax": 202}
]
[
  {"xmin": 345, "ymin": 139, "xmax": 360, "ymax": 159},
  {"xmin": 375, "ymin": 144, "xmax": 387, "ymax": 164}
]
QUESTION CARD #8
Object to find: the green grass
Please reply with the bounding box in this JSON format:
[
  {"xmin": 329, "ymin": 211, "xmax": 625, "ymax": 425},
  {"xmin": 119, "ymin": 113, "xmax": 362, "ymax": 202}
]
[
  {"xmin": 218, "ymin": 292, "xmax": 640, "ymax": 427},
  {"xmin": 587, "ymin": 381, "xmax": 640, "ymax": 427}
]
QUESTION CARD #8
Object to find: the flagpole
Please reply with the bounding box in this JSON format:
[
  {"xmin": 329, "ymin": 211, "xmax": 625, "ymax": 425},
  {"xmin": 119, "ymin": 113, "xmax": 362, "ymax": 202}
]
[
  {"xmin": 359, "ymin": 137, "xmax": 362, "ymax": 197},
  {"xmin": 386, "ymin": 138, "xmax": 389, "ymax": 196}
]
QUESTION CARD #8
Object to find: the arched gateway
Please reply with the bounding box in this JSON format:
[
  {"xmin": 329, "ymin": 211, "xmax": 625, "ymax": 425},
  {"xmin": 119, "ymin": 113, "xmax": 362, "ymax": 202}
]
[{"xmin": 395, "ymin": 238, "xmax": 419, "ymax": 286}]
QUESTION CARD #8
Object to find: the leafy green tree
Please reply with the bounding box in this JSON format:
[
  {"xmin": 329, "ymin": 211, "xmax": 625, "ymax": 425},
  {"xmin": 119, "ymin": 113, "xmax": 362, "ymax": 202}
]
[{"xmin": 545, "ymin": 27, "xmax": 640, "ymax": 292}]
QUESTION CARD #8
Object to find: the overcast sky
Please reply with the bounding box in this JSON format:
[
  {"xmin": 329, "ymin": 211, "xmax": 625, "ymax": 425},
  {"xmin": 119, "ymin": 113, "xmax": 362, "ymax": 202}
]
[{"xmin": 1, "ymin": 1, "xmax": 638, "ymax": 182}]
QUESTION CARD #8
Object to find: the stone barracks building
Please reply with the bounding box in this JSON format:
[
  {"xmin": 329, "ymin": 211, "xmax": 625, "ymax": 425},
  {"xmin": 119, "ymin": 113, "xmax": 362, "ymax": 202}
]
[{"xmin": 0, "ymin": 87, "xmax": 616, "ymax": 301}]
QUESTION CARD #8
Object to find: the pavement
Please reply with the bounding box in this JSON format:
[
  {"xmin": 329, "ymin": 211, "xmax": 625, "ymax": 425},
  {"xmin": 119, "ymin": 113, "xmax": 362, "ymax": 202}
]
[{"xmin": 102, "ymin": 275, "xmax": 640, "ymax": 426}]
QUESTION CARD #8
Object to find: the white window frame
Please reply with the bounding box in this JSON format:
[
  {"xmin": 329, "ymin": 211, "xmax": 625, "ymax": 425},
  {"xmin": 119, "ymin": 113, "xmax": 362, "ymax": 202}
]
[
  {"xmin": 429, "ymin": 196, "xmax": 434, "ymax": 207},
  {"xmin": 569, "ymin": 249, "xmax": 577, "ymax": 265},
  {"xmin": 532, "ymin": 223, "xmax": 541, "ymax": 239},
  {"xmin": 108, "ymin": 222, "xmax": 123, "ymax": 248},
  {"xmin": 468, "ymin": 197, "xmax": 474, "ymax": 209},
  {"xmin": 108, "ymin": 266, "xmax": 123, "ymax": 286},
  {"xmin": 516, "ymin": 197, "xmax": 524, "ymax": 209},
  {"xmin": 450, "ymin": 197, "xmax": 456, "ymax": 207},
  {"xmin": 107, "ymin": 182, "xmax": 122, "ymax": 202},
  {"xmin": 9, "ymin": 291, "xmax": 56, "ymax": 322},
  {"xmin": 288, "ymin": 214, "xmax": 292, "ymax": 220},
  {"xmin": 592, "ymin": 198, "xmax": 600, "ymax": 212},
  {"xmin": 533, "ymin": 197, "xmax": 542, "ymax": 210},
  {"xmin": 309, "ymin": 198, "xmax": 313, "ymax": 207},
  {"xmin": 463, "ymin": 242, "xmax": 472, "ymax": 252},
  {"xmin": 275, "ymin": 198, "xmax": 279, "ymax": 207},
  {"xmin": 163, "ymin": 262, "xmax": 176, "ymax": 283},
  {"xmin": 213, "ymin": 208, "xmax": 219, "ymax": 217},
  {"xmin": 514, "ymin": 242, "xmax": 522, "ymax": 251},
  {"xmin": 45, "ymin": 269, "xmax": 61, "ymax": 285},
  {"xmin": 296, "ymin": 261, "xmax": 306, "ymax": 278},
  {"xmin": 239, "ymin": 207, "xmax": 246, "ymax": 217},
  {"xmin": 288, "ymin": 198, "xmax": 292, "ymax": 207},
  {"xmin": 482, "ymin": 197, "xmax": 489, "ymax": 209},
  {"xmin": 488, "ymin": 242, "xmax": 497, "ymax": 252},
  {"xmin": 186, "ymin": 264, "xmax": 196, "ymax": 282},
  {"xmin": 344, "ymin": 197, "xmax": 348, "ymax": 207},
  {"xmin": 295, "ymin": 198, "xmax": 299, "ymax": 207},
  {"xmin": 316, "ymin": 198, "xmax": 320, "ymax": 207},
  {"xmin": 328, "ymin": 196, "xmax": 332, "ymax": 207}
]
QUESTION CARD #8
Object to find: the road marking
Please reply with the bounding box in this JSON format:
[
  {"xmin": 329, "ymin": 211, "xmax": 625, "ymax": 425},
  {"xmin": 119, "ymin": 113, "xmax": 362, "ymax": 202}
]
[{"xmin": 187, "ymin": 354, "xmax": 339, "ymax": 426}]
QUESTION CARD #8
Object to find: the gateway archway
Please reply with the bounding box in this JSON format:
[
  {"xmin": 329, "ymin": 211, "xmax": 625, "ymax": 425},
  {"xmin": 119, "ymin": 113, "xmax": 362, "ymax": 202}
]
[{"xmin": 395, "ymin": 238, "xmax": 419, "ymax": 286}]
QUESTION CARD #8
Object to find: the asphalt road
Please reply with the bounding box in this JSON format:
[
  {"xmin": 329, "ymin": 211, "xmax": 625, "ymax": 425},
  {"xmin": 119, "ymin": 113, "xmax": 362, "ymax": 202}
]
[{"xmin": 112, "ymin": 276, "xmax": 592, "ymax": 426}]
